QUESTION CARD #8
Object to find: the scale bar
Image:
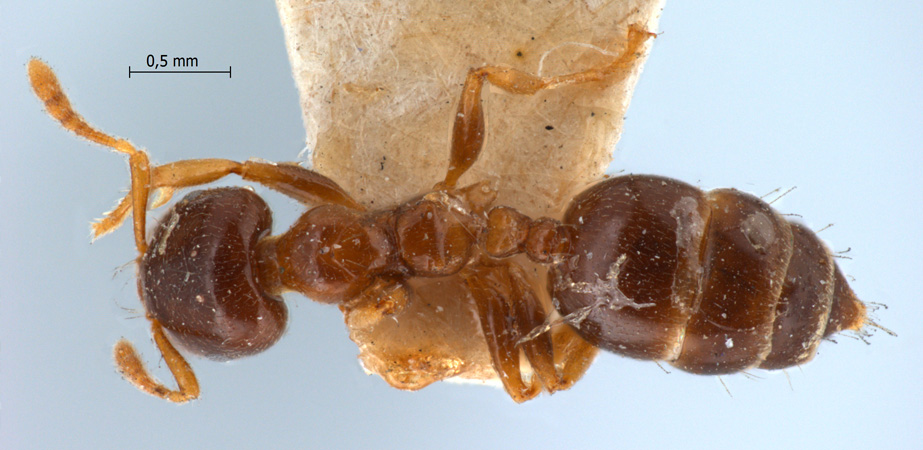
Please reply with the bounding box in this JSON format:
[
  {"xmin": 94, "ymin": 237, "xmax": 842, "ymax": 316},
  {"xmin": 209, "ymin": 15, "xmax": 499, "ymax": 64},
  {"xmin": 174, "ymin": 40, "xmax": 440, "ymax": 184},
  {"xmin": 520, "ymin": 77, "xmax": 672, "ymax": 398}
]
[{"xmin": 129, "ymin": 66, "xmax": 232, "ymax": 78}]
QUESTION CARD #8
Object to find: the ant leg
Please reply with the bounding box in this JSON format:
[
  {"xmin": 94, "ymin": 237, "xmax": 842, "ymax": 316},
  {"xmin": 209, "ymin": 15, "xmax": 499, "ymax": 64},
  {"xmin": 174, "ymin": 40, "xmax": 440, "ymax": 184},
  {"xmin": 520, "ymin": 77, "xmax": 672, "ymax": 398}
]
[
  {"xmin": 94, "ymin": 160, "xmax": 364, "ymax": 239},
  {"xmin": 113, "ymin": 319, "xmax": 200, "ymax": 403},
  {"xmin": 462, "ymin": 261, "xmax": 543, "ymax": 403},
  {"xmin": 442, "ymin": 25, "xmax": 655, "ymax": 187},
  {"xmin": 150, "ymin": 159, "xmax": 364, "ymax": 210},
  {"xmin": 463, "ymin": 261, "xmax": 599, "ymax": 399},
  {"xmin": 441, "ymin": 68, "xmax": 487, "ymax": 188},
  {"xmin": 28, "ymin": 58, "xmax": 363, "ymax": 242},
  {"xmin": 238, "ymin": 161, "xmax": 364, "ymax": 209},
  {"xmin": 498, "ymin": 262, "xmax": 598, "ymax": 394},
  {"xmin": 545, "ymin": 323, "xmax": 598, "ymax": 392},
  {"xmin": 501, "ymin": 263, "xmax": 562, "ymax": 393}
]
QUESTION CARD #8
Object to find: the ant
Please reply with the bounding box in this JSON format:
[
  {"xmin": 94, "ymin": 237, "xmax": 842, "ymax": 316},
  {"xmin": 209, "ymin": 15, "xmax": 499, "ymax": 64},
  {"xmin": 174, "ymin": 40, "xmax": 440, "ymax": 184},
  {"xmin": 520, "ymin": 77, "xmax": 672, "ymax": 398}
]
[{"xmin": 29, "ymin": 26, "xmax": 868, "ymax": 403}]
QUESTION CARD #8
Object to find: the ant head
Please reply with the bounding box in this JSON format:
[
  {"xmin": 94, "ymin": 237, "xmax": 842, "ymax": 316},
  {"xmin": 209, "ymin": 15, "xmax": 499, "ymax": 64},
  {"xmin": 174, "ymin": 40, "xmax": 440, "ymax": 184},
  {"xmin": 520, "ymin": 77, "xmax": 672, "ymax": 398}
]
[{"xmin": 139, "ymin": 188, "xmax": 288, "ymax": 360}]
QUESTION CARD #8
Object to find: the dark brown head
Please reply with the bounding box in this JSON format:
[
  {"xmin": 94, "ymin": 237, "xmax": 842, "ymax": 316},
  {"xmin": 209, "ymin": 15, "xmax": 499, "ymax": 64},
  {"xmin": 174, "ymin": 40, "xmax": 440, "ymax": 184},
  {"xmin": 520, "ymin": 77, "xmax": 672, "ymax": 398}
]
[{"xmin": 140, "ymin": 188, "xmax": 288, "ymax": 361}]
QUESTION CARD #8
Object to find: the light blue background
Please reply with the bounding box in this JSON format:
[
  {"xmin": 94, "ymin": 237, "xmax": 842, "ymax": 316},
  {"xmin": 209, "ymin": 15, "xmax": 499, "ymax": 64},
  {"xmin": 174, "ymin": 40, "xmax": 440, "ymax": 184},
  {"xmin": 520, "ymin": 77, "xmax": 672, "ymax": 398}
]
[{"xmin": 3, "ymin": 2, "xmax": 920, "ymax": 449}]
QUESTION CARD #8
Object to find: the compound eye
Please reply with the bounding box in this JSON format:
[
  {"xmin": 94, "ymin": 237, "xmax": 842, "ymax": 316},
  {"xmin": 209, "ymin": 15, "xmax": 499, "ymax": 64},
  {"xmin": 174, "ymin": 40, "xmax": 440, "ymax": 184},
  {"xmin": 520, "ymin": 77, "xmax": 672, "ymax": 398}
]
[{"xmin": 140, "ymin": 188, "xmax": 288, "ymax": 361}]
